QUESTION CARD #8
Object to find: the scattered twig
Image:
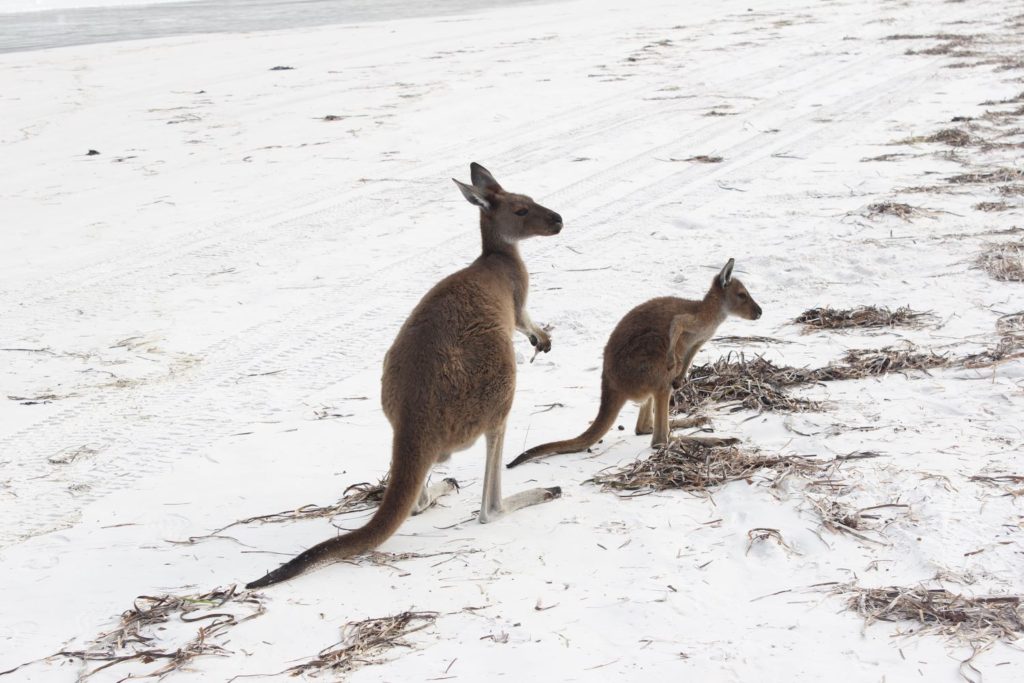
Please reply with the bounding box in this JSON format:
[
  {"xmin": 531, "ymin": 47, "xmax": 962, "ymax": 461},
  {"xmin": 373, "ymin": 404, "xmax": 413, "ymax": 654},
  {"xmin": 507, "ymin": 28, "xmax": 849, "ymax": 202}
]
[
  {"xmin": 42, "ymin": 586, "xmax": 265, "ymax": 680},
  {"xmin": 746, "ymin": 527, "xmax": 798, "ymax": 555},
  {"xmin": 173, "ymin": 479, "xmax": 388, "ymax": 544}
]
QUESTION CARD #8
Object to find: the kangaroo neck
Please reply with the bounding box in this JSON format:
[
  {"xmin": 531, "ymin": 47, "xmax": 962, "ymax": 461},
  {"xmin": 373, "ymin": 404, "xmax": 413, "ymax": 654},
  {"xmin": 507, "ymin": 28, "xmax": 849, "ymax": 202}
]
[
  {"xmin": 699, "ymin": 287, "xmax": 729, "ymax": 326},
  {"xmin": 478, "ymin": 212, "xmax": 522, "ymax": 261},
  {"xmin": 476, "ymin": 214, "xmax": 528, "ymax": 300}
]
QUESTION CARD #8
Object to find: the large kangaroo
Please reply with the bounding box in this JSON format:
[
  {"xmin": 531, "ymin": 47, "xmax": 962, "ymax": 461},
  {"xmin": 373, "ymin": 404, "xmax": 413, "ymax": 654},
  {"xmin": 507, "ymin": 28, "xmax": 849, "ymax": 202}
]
[
  {"xmin": 507, "ymin": 259, "xmax": 761, "ymax": 468},
  {"xmin": 247, "ymin": 163, "xmax": 563, "ymax": 588}
]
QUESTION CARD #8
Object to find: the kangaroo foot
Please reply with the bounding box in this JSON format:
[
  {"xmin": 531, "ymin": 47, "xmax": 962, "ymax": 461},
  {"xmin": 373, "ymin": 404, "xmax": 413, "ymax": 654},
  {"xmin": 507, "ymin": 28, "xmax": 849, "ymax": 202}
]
[
  {"xmin": 412, "ymin": 477, "xmax": 460, "ymax": 515},
  {"xmin": 670, "ymin": 415, "xmax": 711, "ymax": 429},
  {"xmin": 478, "ymin": 486, "xmax": 561, "ymax": 524}
]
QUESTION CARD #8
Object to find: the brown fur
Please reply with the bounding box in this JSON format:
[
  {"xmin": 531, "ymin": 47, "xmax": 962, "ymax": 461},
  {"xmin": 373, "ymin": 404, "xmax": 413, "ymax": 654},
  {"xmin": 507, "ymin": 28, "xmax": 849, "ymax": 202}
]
[
  {"xmin": 507, "ymin": 259, "xmax": 761, "ymax": 468},
  {"xmin": 247, "ymin": 163, "xmax": 563, "ymax": 588}
]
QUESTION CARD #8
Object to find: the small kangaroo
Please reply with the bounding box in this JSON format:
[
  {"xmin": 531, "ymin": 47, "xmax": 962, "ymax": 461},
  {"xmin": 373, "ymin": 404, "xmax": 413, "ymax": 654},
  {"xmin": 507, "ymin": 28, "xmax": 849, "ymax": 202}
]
[
  {"xmin": 247, "ymin": 163, "xmax": 563, "ymax": 588},
  {"xmin": 507, "ymin": 259, "xmax": 761, "ymax": 468}
]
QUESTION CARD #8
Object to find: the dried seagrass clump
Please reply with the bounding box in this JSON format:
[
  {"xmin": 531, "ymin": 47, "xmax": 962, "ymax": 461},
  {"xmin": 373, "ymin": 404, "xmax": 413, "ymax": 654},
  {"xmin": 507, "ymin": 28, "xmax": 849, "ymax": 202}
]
[
  {"xmin": 587, "ymin": 439, "xmax": 818, "ymax": 495},
  {"xmin": 977, "ymin": 241, "xmax": 1024, "ymax": 282},
  {"xmin": 837, "ymin": 585, "xmax": 1024, "ymax": 646},
  {"xmin": 794, "ymin": 305, "xmax": 935, "ymax": 331},
  {"xmin": 674, "ymin": 353, "xmax": 823, "ymax": 413},
  {"xmin": 285, "ymin": 611, "xmax": 438, "ymax": 677}
]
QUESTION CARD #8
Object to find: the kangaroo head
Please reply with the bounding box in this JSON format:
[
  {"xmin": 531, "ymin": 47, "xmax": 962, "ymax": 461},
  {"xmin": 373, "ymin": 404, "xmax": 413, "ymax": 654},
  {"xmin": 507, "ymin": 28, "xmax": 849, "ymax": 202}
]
[
  {"xmin": 714, "ymin": 258, "xmax": 762, "ymax": 320},
  {"xmin": 453, "ymin": 162, "xmax": 563, "ymax": 241}
]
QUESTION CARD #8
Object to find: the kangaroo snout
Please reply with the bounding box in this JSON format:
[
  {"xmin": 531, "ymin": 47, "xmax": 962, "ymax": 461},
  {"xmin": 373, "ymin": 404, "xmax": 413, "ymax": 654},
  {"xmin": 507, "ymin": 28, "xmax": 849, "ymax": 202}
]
[
  {"xmin": 549, "ymin": 211, "xmax": 564, "ymax": 234},
  {"xmin": 752, "ymin": 304, "xmax": 763, "ymax": 320}
]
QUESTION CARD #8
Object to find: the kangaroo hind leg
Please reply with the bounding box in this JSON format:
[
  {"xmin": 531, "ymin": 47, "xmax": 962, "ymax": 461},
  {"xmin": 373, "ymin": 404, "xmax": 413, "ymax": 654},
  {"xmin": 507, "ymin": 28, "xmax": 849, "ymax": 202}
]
[
  {"xmin": 479, "ymin": 420, "xmax": 561, "ymax": 524},
  {"xmin": 651, "ymin": 387, "xmax": 672, "ymax": 448},
  {"xmin": 635, "ymin": 397, "xmax": 654, "ymax": 435}
]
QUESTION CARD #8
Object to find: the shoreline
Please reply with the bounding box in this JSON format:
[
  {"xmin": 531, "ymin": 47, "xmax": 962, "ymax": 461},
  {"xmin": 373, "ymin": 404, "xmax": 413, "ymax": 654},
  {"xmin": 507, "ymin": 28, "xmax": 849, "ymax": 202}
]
[{"xmin": 0, "ymin": 0, "xmax": 554, "ymax": 54}]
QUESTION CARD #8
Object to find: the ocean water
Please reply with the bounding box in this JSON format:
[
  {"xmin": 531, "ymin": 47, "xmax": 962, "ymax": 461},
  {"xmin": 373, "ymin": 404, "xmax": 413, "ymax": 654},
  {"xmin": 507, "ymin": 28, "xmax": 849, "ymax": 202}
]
[{"xmin": 0, "ymin": 0, "xmax": 553, "ymax": 53}]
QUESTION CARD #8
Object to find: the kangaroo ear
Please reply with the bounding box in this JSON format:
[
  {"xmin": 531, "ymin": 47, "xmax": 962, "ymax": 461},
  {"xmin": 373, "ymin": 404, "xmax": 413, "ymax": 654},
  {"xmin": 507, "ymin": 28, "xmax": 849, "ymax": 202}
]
[
  {"xmin": 470, "ymin": 162, "xmax": 503, "ymax": 191},
  {"xmin": 453, "ymin": 178, "xmax": 491, "ymax": 211},
  {"xmin": 717, "ymin": 258, "xmax": 735, "ymax": 289}
]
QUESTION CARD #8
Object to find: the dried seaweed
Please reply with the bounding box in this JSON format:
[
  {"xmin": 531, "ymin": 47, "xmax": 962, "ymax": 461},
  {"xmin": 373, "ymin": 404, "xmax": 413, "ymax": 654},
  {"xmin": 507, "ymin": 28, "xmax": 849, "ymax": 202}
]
[
  {"xmin": 883, "ymin": 33, "xmax": 966, "ymax": 41},
  {"xmin": 864, "ymin": 202, "xmax": 926, "ymax": 221},
  {"xmin": 794, "ymin": 305, "xmax": 935, "ymax": 330},
  {"xmin": 713, "ymin": 335, "xmax": 794, "ymax": 346},
  {"xmin": 674, "ymin": 345, "xmax": 950, "ymax": 414},
  {"xmin": 836, "ymin": 584, "xmax": 1024, "ymax": 646},
  {"xmin": 981, "ymin": 90, "xmax": 1024, "ymax": 106},
  {"xmin": 746, "ymin": 528, "xmax": 798, "ymax": 555},
  {"xmin": 948, "ymin": 168, "xmax": 1024, "ymax": 184},
  {"xmin": 807, "ymin": 498, "xmax": 910, "ymax": 544},
  {"xmin": 970, "ymin": 473, "xmax": 1024, "ymax": 487},
  {"xmin": 51, "ymin": 586, "xmax": 264, "ymax": 680},
  {"xmin": 973, "ymin": 201, "xmax": 1012, "ymax": 212},
  {"xmin": 683, "ymin": 154, "xmax": 724, "ymax": 163},
  {"xmin": 586, "ymin": 440, "xmax": 819, "ymax": 495},
  {"xmin": 674, "ymin": 353, "xmax": 824, "ymax": 413},
  {"xmin": 818, "ymin": 347, "xmax": 950, "ymax": 380},
  {"xmin": 176, "ymin": 478, "xmax": 388, "ymax": 544},
  {"xmin": 907, "ymin": 43, "xmax": 978, "ymax": 58},
  {"xmin": 897, "ymin": 128, "xmax": 979, "ymax": 147},
  {"xmin": 284, "ymin": 611, "xmax": 437, "ymax": 677},
  {"xmin": 976, "ymin": 241, "xmax": 1024, "ymax": 281},
  {"xmin": 961, "ymin": 336, "xmax": 1024, "ymax": 368},
  {"xmin": 962, "ymin": 312, "xmax": 1024, "ymax": 367},
  {"xmin": 996, "ymin": 311, "xmax": 1024, "ymax": 338},
  {"xmin": 862, "ymin": 152, "xmax": 913, "ymax": 162}
]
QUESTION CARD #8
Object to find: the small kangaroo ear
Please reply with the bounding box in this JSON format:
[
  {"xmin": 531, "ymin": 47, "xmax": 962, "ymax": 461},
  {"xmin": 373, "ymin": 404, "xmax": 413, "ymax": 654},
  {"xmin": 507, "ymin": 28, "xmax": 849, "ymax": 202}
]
[
  {"xmin": 470, "ymin": 162, "xmax": 503, "ymax": 191},
  {"xmin": 453, "ymin": 178, "xmax": 491, "ymax": 211},
  {"xmin": 717, "ymin": 258, "xmax": 735, "ymax": 289}
]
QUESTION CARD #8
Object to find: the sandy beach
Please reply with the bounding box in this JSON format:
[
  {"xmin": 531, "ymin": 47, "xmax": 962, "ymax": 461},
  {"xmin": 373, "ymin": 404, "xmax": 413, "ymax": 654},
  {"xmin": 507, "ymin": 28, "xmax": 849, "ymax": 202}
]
[{"xmin": 1, "ymin": 0, "xmax": 1022, "ymax": 680}]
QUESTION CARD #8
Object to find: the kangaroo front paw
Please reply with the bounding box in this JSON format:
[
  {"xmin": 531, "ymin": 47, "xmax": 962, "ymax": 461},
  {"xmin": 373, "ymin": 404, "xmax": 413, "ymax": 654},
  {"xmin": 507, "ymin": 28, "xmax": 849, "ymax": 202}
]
[
  {"xmin": 443, "ymin": 477, "xmax": 460, "ymax": 492},
  {"xmin": 544, "ymin": 486, "xmax": 562, "ymax": 499},
  {"xmin": 530, "ymin": 330, "xmax": 552, "ymax": 353}
]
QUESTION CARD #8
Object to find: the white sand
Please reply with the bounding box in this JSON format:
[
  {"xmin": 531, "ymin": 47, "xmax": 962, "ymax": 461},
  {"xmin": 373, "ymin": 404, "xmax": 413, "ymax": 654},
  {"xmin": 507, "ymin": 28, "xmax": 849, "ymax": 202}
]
[{"xmin": 2, "ymin": 0, "xmax": 1022, "ymax": 680}]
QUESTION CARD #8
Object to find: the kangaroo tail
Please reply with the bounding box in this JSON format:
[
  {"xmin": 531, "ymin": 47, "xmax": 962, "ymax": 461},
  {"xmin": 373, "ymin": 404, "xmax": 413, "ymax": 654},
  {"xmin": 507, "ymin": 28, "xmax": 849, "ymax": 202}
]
[
  {"xmin": 507, "ymin": 378, "xmax": 626, "ymax": 468},
  {"xmin": 246, "ymin": 440, "xmax": 429, "ymax": 589}
]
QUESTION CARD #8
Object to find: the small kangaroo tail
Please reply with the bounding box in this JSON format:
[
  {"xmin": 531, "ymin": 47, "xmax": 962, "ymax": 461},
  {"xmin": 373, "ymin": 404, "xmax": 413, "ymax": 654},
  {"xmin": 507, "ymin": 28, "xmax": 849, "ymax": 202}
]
[
  {"xmin": 507, "ymin": 378, "xmax": 626, "ymax": 468},
  {"xmin": 246, "ymin": 440, "xmax": 429, "ymax": 589}
]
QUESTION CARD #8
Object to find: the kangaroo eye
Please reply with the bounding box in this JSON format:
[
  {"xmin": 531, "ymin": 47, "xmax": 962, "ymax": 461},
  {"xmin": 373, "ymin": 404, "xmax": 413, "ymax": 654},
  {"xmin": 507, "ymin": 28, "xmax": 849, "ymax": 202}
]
[
  {"xmin": 514, "ymin": 208, "xmax": 529, "ymax": 216},
  {"xmin": 737, "ymin": 292, "xmax": 748, "ymax": 300}
]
